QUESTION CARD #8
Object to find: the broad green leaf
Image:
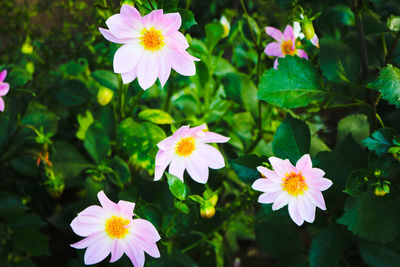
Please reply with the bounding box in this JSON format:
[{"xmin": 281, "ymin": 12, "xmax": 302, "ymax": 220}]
[
  {"xmin": 139, "ymin": 109, "xmax": 174, "ymax": 124},
  {"xmin": 178, "ymin": 9, "xmax": 196, "ymax": 30},
  {"xmin": 91, "ymin": 70, "xmax": 119, "ymax": 91},
  {"xmin": 52, "ymin": 80, "xmax": 91, "ymax": 106},
  {"xmin": 361, "ymin": 128, "xmax": 396, "ymax": 156},
  {"xmin": 319, "ymin": 38, "xmax": 361, "ymax": 83},
  {"xmin": 213, "ymin": 57, "xmax": 236, "ymax": 76},
  {"xmin": 222, "ymin": 73, "xmax": 242, "ymax": 104},
  {"xmin": 108, "ymin": 156, "xmax": 131, "ymax": 187},
  {"xmin": 309, "ymin": 225, "xmax": 352, "ymax": 267},
  {"xmin": 368, "ymin": 65, "xmax": 400, "ymax": 108},
  {"xmin": 22, "ymin": 102, "xmax": 59, "ymax": 137},
  {"xmin": 205, "ymin": 22, "xmax": 224, "ymax": 52},
  {"xmin": 229, "ymin": 155, "xmax": 268, "ymax": 184},
  {"xmin": 344, "ymin": 170, "xmax": 368, "ymax": 197},
  {"xmin": 0, "ymin": 192, "xmax": 27, "ymax": 218},
  {"xmin": 8, "ymin": 66, "xmax": 32, "ymax": 86},
  {"xmin": 337, "ymin": 114, "xmax": 369, "ymax": 144},
  {"xmin": 358, "ymin": 239, "xmax": 400, "ymax": 267},
  {"xmin": 84, "ymin": 122, "xmax": 110, "ymax": 164},
  {"xmin": 166, "ymin": 173, "xmax": 187, "ymax": 200},
  {"xmin": 58, "ymin": 59, "xmax": 86, "ymax": 76},
  {"xmin": 14, "ymin": 229, "xmax": 49, "ymax": 256},
  {"xmin": 258, "ymin": 56, "xmax": 325, "ymax": 108},
  {"xmin": 272, "ymin": 114, "xmax": 311, "ymax": 163},
  {"xmin": 189, "ymin": 195, "xmax": 205, "ymax": 205},
  {"xmin": 337, "ymin": 193, "xmax": 400, "ymax": 243}
]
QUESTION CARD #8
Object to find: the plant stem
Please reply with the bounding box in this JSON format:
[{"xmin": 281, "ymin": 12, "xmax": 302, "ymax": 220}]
[
  {"xmin": 125, "ymin": 89, "xmax": 144, "ymax": 118},
  {"xmin": 163, "ymin": 85, "xmax": 174, "ymax": 112},
  {"xmin": 350, "ymin": 0, "xmax": 369, "ymax": 77},
  {"xmin": 239, "ymin": 0, "xmax": 257, "ymax": 45}
]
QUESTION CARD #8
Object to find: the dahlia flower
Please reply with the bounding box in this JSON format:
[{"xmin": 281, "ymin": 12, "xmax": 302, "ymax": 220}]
[
  {"xmin": 99, "ymin": 5, "xmax": 199, "ymax": 90},
  {"xmin": 0, "ymin": 70, "xmax": 10, "ymax": 112},
  {"xmin": 264, "ymin": 25, "xmax": 308, "ymax": 69},
  {"xmin": 154, "ymin": 124, "xmax": 230, "ymax": 184},
  {"xmin": 252, "ymin": 154, "xmax": 332, "ymax": 226},
  {"xmin": 70, "ymin": 191, "xmax": 160, "ymax": 266}
]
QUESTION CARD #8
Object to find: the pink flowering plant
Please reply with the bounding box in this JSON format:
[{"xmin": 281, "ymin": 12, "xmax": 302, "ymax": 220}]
[{"xmin": 2, "ymin": 0, "xmax": 400, "ymax": 266}]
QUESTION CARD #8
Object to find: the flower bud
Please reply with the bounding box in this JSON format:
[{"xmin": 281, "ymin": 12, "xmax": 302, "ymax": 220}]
[
  {"xmin": 209, "ymin": 194, "xmax": 218, "ymax": 206},
  {"xmin": 302, "ymin": 20, "xmax": 316, "ymax": 41},
  {"xmin": 200, "ymin": 202, "xmax": 215, "ymax": 219},
  {"xmin": 97, "ymin": 87, "xmax": 113, "ymax": 106},
  {"xmin": 220, "ymin": 15, "xmax": 230, "ymax": 38},
  {"xmin": 374, "ymin": 187, "xmax": 388, "ymax": 197}
]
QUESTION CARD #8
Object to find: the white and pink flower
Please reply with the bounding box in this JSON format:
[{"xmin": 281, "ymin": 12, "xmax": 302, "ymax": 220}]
[
  {"xmin": 154, "ymin": 124, "xmax": 230, "ymax": 184},
  {"xmin": 70, "ymin": 191, "xmax": 160, "ymax": 266},
  {"xmin": 99, "ymin": 5, "xmax": 199, "ymax": 90},
  {"xmin": 0, "ymin": 70, "xmax": 10, "ymax": 112},
  {"xmin": 252, "ymin": 154, "xmax": 332, "ymax": 226},
  {"xmin": 264, "ymin": 25, "xmax": 308, "ymax": 69}
]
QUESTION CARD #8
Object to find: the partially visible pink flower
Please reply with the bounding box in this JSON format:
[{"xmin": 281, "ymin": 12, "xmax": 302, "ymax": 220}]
[
  {"xmin": 264, "ymin": 25, "xmax": 308, "ymax": 69},
  {"xmin": 99, "ymin": 5, "xmax": 199, "ymax": 90},
  {"xmin": 154, "ymin": 124, "xmax": 230, "ymax": 184},
  {"xmin": 252, "ymin": 154, "xmax": 332, "ymax": 226},
  {"xmin": 0, "ymin": 70, "xmax": 10, "ymax": 112},
  {"xmin": 71, "ymin": 191, "xmax": 161, "ymax": 266}
]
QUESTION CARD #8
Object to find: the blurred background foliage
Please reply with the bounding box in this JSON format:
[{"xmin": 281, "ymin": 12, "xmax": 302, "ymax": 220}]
[{"xmin": 1, "ymin": 0, "xmax": 400, "ymax": 266}]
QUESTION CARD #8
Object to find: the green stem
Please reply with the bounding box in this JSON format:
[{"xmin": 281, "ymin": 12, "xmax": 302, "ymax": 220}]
[
  {"xmin": 239, "ymin": 0, "xmax": 257, "ymax": 45},
  {"xmin": 163, "ymin": 85, "xmax": 174, "ymax": 112},
  {"xmin": 350, "ymin": 0, "xmax": 369, "ymax": 77}
]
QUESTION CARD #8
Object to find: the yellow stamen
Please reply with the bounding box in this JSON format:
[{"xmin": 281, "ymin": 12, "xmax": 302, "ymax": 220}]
[
  {"xmin": 176, "ymin": 137, "xmax": 196, "ymax": 157},
  {"xmin": 281, "ymin": 40, "xmax": 296, "ymax": 56},
  {"xmin": 282, "ymin": 172, "xmax": 308, "ymax": 196},
  {"xmin": 105, "ymin": 216, "xmax": 130, "ymax": 239},
  {"xmin": 140, "ymin": 28, "xmax": 164, "ymax": 51}
]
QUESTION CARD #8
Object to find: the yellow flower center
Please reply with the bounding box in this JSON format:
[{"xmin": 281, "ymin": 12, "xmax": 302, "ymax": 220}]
[
  {"xmin": 105, "ymin": 216, "xmax": 130, "ymax": 239},
  {"xmin": 175, "ymin": 137, "xmax": 196, "ymax": 157},
  {"xmin": 281, "ymin": 40, "xmax": 296, "ymax": 56},
  {"xmin": 282, "ymin": 172, "xmax": 308, "ymax": 196},
  {"xmin": 140, "ymin": 28, "xmax": 164, "ymax": 51}
]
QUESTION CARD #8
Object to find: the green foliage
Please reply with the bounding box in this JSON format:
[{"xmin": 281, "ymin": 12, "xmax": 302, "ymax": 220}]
[
  {"xmin": 369, "ymin": 65, "xmax": 400, "ymax": 107},
  {"xmin": 337, "ymin": 114, "xmax": 369, "ymax": 144},
  {"xmin": 91, "ymin": 70, "xmax": 119, "ymax": 91},
  {"xmin": 84, "ymin": 122, "xmax": 110, "ymax": 164},
  {"xmin": 344, "ymin": 170, "xmax": 368, "ymax": 197},
  {"xmin": 230, "ymin": 154, "xmax": 268, "ymax": 184},
  {"xmin": 362, "ymin": 128, "xmax": 396, "ymax": 156},
  {"xmin": 139, "ymin": 109, "xmax": 174, "ymax": 124},
  {"xmin": 166, "ymin": 173, "xmax": 187, "ymax": 200},
  {"xmin": 258, "ymin": 56, "xmax": 325, "ymax": 108}
]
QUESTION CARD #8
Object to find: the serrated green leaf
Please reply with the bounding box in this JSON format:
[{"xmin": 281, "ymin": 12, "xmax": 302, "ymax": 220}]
[
  {"xmin": 344, "ymin": 169, "xmax": 368, "ymax": 197},
  {"xmin": 272, "ymin": 114, "xmax": 311, "ymax": 163},
  {"xmin": 361, "ymin": 128, "xmax": 396, "ymax": 156},
  {"xmin": 337, "ymin": 194, "xmax": 400, "ymax": 243},
  {"xmin": 309, "ymin": 225, "xmax": 352, "ymax": 267},
  {"xmin": 139, "ymin": 109, "xmax": 174, "ymax": 124},
  {"xmin": 369, "ymin": 65, "xmax": 400, "ymax": 107},
  {"xmin": 166, "ymin": 173, "xmax": 187, "ymax": 200},
  {"xmin": 358, "ymin": 239, "xmax": 400, "ymax": 267},
  {"xmin": 229, "ymin": 154, "xmax": 268, "ymax": 184},
  {"xmin": 258, "ymin": 56, "xmax": 325, "ymax": 108}
]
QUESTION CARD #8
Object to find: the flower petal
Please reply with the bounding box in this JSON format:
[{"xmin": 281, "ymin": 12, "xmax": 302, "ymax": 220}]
[
  {"xmin": 130, "ymin": 219, "xmax": 161, "ymax": 242},
  {"xmin": 132, "ymin": 235, "xmax": 160, "ymax": 258},
  {"xmin": 137, "ymin": 51, "xmax": 159, "ymax": 90},
  {"xmin": 186, "ymin": 155, "xmax": 209, "ymax": 184},
  {"xmin": 269, "ymin": 157, "xmax": 295, "ymax": 177},
  {"xmin": 258, "ymin": 191, "xmax": 281, "ymax": 204},
  {"xmin": 113, "ymin": 43, "xmax": 143, "ymax": 74},
  {"xmin": 120, "ymin": 4, "xmax": 142, "ymax": 26},
  {"xmin": 124, "ymin": 236, "xmax": 145, "ymax": 267},
  {"xmin": 110, "ymin": 239, "xmax": 124, "ymax": 263},
  {"xmin": 288, "ymin": 198, "xmax": 304, "ymax": 226},
  {"xmin": 273, "ymin": 58, "xmax": 279, "ymax": 69},
  {"xmin": 197, "ymin": 131, "xmax": 230, "ymax": 144},
  {"xmin": 84, "ymin": 236, "xmax": 112, "ymax": 265},
  {"xmin": 305, "ymin": 190, "xmax": 326, "ymax": 210},
  {"xmin": 169, "ymin": 49, "xmax": 197, "ymax": 76},
  {"xmin": 70, "ymin": 215, "xmax": 104, "ymax": 237},
  {"xmin": 0, "ymin": 97, "xmax": 4, "ymax": 112},
  {"xmin": 296, "ymin": 49, "xmax": 309, "ymax": 60},
  {"xmin": 121, "ymin": 69, "xmax": 137, "ymax": 84},
  {"xmin": 77, "ymin": 205, "xmax": 107, "ymax": 221},
  {"xmin": 97, "ymin": 191, "xmax": 119, "ymax": 214},
  {"xmin": 308, "ymin": 178, "xmax": 333, "ymax": 191},
  {"xmin": 195, "ymin": 144, "xmax": 225, "ymax": 169},
  {"xmin": 271, "ymin": 192, "xmax": 290, "ymax": 210},
  {"xmin": 0, "ymin": 70, "xmax": 7, "ymax": 83},
  {"xmin": 70, "ymin": 232, "xmax": 107, "ymax": 249},
  {"xmin": 159, "ymin": 12, "xmax": 182, "ymax": 34},
  {"xmin": 118, "ymin": 200, "xmax": 135, "ymax": 218},
  {"xmin": 283, "ymin": 25, "xmax": 295, "ymax": 41},
  {"xmin": 166, "ymin": 31, "xmax": 189, "ymax": 50},
  {"xmin": 157, "ymin": 51, "xmax": 172, "ymax": 88},
  {"xmin": 265, "ymin": 27, "xmax": 284, "ymax": 42},
  {"xmin": 154, "ymin": 149, "xmax": 173, "ymax": 180},
  {"xmin": 295, "ymin": 154, "xmax": 312, "ymax": 171},
  {"xmin": 311, "ymin": 35, "xmax": 319, "ymax": 48},
  {"xmin": 303, "ymin": 168, "xmax": 325, "ymax": 180},
  {"xmin": 0, "ymin": 83, "xmax": 9, "ymax": 97},
  {"xmin": 106, "ymin": 14, "xmax": 141, "ymax": 39},
  {"xmin": 99, "ymin": 28, "xmax": 132, "ymax": 44},
  {"xmin": 142, "ymin": 9, "xmax": 163, "ymax": 29},
  {"xmin": 297, "ymin": 196, "xmax": 315, "ymax": 223},
  {"xmin": 169, "ymin": 158, "xmax": 186, "ymax": 182},
  {"xmin": 264, "ymin": 42, "xmax": 284, "ymax": 57},
  {"xmin": 256, "ymin": 166, "xmax": 282, "ymax": 183}
]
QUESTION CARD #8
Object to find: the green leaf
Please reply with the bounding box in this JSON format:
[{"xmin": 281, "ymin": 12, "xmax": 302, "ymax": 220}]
[
  {"xmin": 358, "ymin": 239, "xmax": 400, "ymax": 267},
  {"xmin": 52, "ymin": 80, "xmax": 91, "ymax": 106},
  {"xmin": 166, "ymin": 173, "xmax": 187, "ymax": 200},
  {"xmin": 0, "ymin": 192, "xmax": 27, "ymax": 218},
  {"xmin": 258, "ymin": 56, "xmax": 325, "ymax": 108},
  {"xmin": 344, "ymin": 170, "xmax": 368, "ymax": 197},
  {"xmin": 84, "ymin": 122, "xmax": 110, "ymax": 164},
  {"xmin": 205, "ymin": 22, "xmax": 224, "ymax": 51},
  {"xmin": 337, "ymin": 194, "xmax": 400, "ymax": 243},
  {"xmin": 337, "ymin": 114, "xmax": 369, "ymax": 145},
  {"xmin": 272, "ymin": 114, "xmax": 311, "ymax": 163},
  {"xmin": 174, "ymin": 199, "xmax": 190, "ymax": 214},
  {"xmin": 361, "ymin": 128, "xmax": 396, "ymax": 156},
  {"xmin": 309, "ymin": 225, "xmax": 352, "ymax": 267},
  {"xmin": 8, "ymin": 66, "xmax": 32, "ymax": 86},
  {"xmin": 91, "ymin": 70, "xmax": 119, "ymax": 91},
  {"xmin": 189, "ymin": 195, "xmax": 205, "ymax": 205},
  {"xmin": 178, "ymin": 9, "xmax": 196, "ymax": 31},
  {"xmin": 319, "ymin": 38, "xmax": 361, "ymax": 83},
  {"xmin": 109, "ymin": 156, "xmax": 131, "ymax": 186},
  {"xmin": 138, "ymin": 109, "xmax": 174, "ymax": 124},
  {"xmin": 14, "ymin": 229, "xmax": 49, "ymax": 256},
  {"xmin": 213, "ymin": 57, "xmax": 236, "ymax": 76},
  {"xmin": 58, "ymin": 59, "xmax": 86, "ymax": 76},
  {"xmin": 369, "ymin": 65, "xmax": 400, "ymax": 108},
  {"xmin": 222, "ymin": 73, "xmax": 242, "ymax": 104},
  {"xmin": 22, "ymin": 102, "xmax": 59, "ymax": 137},
  {"xmin": 230, "ymin": 155, "xmax": 268, "ymax": 184}
]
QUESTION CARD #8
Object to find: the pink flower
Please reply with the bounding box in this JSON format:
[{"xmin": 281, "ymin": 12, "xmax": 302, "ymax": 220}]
[
  {"xmin": 252, "ymin": 154, "xmax": 332, "ymax": 226},
  {"xmin": 0, "ymin": 70, "xmax": 10, "ymax": 112},
  {"xmin": 264, "ymin": 25, "xmax": 308, "ymax": 69},
  {"xmin": 154, "ymin": 124, "xmax": 230, "ymax": 184},
  {"xmin": 99, "ymin": 5, "xmax": 199, "ymax": 90},
  {"xmin": 70, "ymin": 191, "xmax": 161, "ymax": 266}
]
